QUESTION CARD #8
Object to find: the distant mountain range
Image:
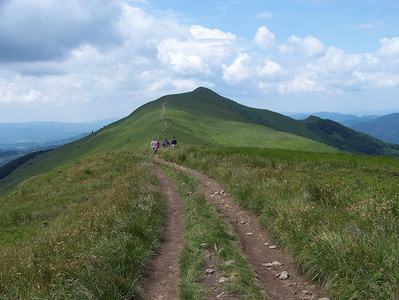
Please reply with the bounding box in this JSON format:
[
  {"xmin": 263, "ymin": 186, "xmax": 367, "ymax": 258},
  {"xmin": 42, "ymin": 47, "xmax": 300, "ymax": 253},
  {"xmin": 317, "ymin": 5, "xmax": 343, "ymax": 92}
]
[
  {"xmin": 0, "ymin": 118, "xmax": 118, "ymax": 166},
  {"xmin": 290, "ymin": 112, "xmax": 399, "ymax": 144},
  {"xmin": 0, "ymin": 118, "xmax": 118, "ymax": 148}
]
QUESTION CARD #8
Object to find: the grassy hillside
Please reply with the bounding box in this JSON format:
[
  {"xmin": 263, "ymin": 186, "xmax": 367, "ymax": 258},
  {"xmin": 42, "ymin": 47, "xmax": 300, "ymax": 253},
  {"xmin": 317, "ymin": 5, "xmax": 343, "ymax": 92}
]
[
  {"xmin": 2, "ymin": 86, "xmax": 399, "ymax": 298},
  {"xmin": 0, "ymin": 88, "xmax": 336, "ymax": 196},
  {"xmin": 156, "ymin": 87, "xmax": 399, "ymax": 156},
  {"xmin": 160, "ymin": 146, "xmax": 399, "ymax": 299},
  {"xmin": 0, "ymin": 150, "xmax": 164, "ymax": 298},
  {"xmin": 2, "ymin": 86, "xmax": 398, "ymax": 196}
]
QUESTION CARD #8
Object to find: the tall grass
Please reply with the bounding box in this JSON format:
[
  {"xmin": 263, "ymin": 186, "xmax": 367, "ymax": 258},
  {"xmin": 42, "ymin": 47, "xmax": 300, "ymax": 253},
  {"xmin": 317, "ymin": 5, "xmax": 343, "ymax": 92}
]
[
  {"xmin": 160, "ymin": 146, "xmax": 399, "ymax": 299},
  {"xmin": 0, "ymin": 150, "xmax": 164, "ymax": 299}
]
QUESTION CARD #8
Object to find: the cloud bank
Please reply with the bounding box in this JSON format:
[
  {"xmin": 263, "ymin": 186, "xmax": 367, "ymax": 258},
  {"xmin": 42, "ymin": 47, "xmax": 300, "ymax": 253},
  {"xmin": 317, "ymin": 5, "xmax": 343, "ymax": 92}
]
[{"xmin": 0, "ymin": 0, "xmax": 398, "ymax": 122}]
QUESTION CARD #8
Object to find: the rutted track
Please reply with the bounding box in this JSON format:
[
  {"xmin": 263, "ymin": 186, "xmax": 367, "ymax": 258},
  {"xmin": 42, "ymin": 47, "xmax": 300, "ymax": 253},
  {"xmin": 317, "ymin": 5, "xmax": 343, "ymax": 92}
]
[
  {"xmin": 142, "ymin": 99, "xmax": 329, "ymax": 299},
  {"xmin": 140, "ymin": 164, "xmax": 186, "ymax": 299},
  {"xmin": 153, "ymin": 157, "xmax": 330, "ymax": 300}
]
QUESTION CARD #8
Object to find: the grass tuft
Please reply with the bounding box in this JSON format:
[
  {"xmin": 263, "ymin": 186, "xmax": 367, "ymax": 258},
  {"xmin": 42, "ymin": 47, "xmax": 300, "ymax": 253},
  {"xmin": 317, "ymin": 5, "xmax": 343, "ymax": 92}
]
[
  {"xmin": 161, "ymin": 146, "xmax": 399, "ymax": 299},
  {"xmin": 0, "ymin": 150, "xmax": 164, "ymax": 299}
]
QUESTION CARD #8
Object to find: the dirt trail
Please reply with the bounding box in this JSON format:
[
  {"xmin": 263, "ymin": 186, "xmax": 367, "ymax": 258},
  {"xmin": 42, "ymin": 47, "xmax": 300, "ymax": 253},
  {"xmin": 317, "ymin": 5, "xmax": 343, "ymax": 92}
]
[
  {"xmin": 157, "ymin": 101, "xmax": 168, "ymax": 140},
  {"xmin": 140, "ymin": 164, "xmax": 186, "ymax": 300},
  {"xmin": 152, "ymin": 156, "xmax": 330, "ymax": 300}
]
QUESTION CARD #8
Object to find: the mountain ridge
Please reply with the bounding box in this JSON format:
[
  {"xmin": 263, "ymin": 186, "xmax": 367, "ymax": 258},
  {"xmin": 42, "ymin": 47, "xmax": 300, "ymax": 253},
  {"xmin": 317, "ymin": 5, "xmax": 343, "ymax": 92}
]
[
  {"xmin": 1, "ymin": 87, "xmax": 399, "ymax": 196},
  {"xmin": 349, "ymin": 113, "xmax": 399, "ymax": 144}
]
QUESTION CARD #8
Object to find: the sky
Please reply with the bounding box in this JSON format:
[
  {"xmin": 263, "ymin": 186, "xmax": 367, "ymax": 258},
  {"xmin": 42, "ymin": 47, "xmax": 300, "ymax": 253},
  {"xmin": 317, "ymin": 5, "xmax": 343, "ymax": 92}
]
[{"xmin": 1, "ymin": 0, "xmax": 399, "ymax": 122}]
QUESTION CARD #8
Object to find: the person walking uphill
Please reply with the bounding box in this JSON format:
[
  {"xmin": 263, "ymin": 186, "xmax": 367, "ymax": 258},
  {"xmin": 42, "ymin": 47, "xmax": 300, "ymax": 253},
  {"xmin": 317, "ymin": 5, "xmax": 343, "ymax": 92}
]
[
  {"xmin": 171, "ymin": 137, "xmax": 177, "ymax": 147},
  {"xmin": 162, "ymin": 138, "xmax": 170, "ymax": 147},
  {"xmin": 151, "ymin": 138, "xmax": 158, "ymax": 153}
]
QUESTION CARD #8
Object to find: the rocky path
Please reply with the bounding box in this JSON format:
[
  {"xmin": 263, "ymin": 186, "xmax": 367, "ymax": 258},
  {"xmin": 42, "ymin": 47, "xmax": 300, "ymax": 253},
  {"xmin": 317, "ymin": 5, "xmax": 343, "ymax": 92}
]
[{"xmin": 150, "ymin": 156, "xmax": 330, "ymax": 300}]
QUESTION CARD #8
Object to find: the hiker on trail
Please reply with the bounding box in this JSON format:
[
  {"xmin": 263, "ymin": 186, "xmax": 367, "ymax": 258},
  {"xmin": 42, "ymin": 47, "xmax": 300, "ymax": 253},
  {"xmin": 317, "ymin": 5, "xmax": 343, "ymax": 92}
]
[
  {"xmin": 171, "ymin": 137, "xmax": 177, "ymax": 147},
  {"xmin": 156, "ymin": 140, "xmax": 160, "ymax": 152},
  {"xmin": 151, "ymin": 138, "xmax": 158, "ymax": 153},
  {"xmin": 162, "ymin": 138, "xmax": 170, "ymax": 147}
]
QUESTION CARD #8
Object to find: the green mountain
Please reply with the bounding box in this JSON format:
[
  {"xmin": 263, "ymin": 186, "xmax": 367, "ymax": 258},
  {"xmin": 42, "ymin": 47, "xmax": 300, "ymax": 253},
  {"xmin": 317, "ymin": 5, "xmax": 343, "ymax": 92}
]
[
  {"xmin": 349, "ymin": 113, "xmax": 399, "ymax": 144},
  {"xmin": 1, "ymin": 87, "xmax": 398, "ymax": 196}
]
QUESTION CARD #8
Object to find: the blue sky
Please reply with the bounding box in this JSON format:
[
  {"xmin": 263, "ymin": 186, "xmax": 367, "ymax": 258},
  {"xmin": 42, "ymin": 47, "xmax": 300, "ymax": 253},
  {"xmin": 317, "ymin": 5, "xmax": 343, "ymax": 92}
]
[{"xmin": 0, "ymin": 0, "xmax": 399, "ymax": 122}]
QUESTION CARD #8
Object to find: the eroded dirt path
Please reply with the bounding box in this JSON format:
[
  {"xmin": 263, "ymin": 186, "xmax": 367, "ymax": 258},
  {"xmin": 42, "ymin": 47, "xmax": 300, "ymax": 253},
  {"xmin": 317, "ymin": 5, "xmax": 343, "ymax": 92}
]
[
  {"xmin": 154, "ymin": 156, "xmax": 329, "ymax": 300},
  {"xmin": 140, "ymin": 164, "xmax": 186, "ymax": 300}
]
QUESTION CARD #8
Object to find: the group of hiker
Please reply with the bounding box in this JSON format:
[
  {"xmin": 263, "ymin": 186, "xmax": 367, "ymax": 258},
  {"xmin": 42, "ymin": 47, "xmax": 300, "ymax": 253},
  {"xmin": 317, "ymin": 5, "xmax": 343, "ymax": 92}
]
[{"xmin": 151, "ymin": 137, "xmax": 177, "ymax": 153}]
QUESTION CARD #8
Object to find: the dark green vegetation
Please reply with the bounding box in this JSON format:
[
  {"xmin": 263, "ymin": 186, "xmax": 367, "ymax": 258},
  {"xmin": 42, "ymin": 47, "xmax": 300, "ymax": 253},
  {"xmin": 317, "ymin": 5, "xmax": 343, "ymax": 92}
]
[
  {"xmin": 160, "ymin": 146, "xmax": 399, "ymax": 299},
  {"xmin": 0, "ymin": 150, "xmax": 163, "ymax": 298},
  {"xmin": 1, "ymin": 87, "xmax": 399, "ymax": 299}
]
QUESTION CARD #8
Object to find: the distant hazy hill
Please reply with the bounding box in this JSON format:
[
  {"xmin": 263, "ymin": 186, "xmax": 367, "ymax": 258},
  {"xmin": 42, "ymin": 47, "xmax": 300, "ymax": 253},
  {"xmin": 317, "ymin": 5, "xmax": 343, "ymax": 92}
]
[
  {"xmin": 1, "ymin": 87, "xmax": 399, "ymax": 195},
  {"xmin": 348, "ymin": 113, "xmax": 399, "ymax": 144},
  {"xmin": 290, "ymin": 112, "xmax": 399, "ymax": 144},
  {"xmin": 0, "ymin": 119, "xmax": 119, "ymax": 167},
  {"xmin": 290, "ymin": 112, "xmax": 379, "ymax": 126},
  {"xmin": 0, "ymin": 119, "xmax": 118, "ymax": 149}
]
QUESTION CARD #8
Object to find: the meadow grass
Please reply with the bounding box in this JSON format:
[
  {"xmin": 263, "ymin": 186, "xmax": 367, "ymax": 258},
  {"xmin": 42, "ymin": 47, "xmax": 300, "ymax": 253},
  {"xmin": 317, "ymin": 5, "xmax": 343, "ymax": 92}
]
[
  {"xmin": 159, "ymin": 164, "xmax": 267, "ymax": 299},
  {"xmin": 0, "ymin": 150, "xmax": 164, "ymax": 299},
  {"xmin": 160, "ymin": 146, "xmax": 399, "ymax": 299},
  {"xmin": 0, "ymin": 93, "xmax": 337, "ymax": 196}
]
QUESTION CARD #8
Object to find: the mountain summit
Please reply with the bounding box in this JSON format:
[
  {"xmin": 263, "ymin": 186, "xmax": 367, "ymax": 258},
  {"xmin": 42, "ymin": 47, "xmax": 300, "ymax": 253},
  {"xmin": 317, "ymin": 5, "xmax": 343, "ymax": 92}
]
[{"xmin": 1, "ymin": 87, "xmax": 399, "ymax": 195}]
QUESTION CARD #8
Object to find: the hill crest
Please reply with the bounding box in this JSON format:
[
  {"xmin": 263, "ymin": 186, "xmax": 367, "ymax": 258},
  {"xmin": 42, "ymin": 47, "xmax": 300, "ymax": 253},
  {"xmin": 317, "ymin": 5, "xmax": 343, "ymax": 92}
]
[{"xmin": 1, "ymin": 87, "xmax": 399, "ymax": 195}]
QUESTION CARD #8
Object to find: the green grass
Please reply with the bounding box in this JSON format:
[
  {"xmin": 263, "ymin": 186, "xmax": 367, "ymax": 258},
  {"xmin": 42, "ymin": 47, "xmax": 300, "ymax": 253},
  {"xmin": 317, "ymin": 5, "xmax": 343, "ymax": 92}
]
[
  {"xmin": 0, "ymin": 150, "xmax": 164, "ymax": 299},
  {"xmin": 159, "ymin": 164, "xmax": 267, "ymax": 299},
  {"xmin": 160, "ymin": 146, "xmax": 399, "ymax": 299},
  {"xmin": 2, "ymin": 87, "xmax": 399, "ymax": 299},
  {"xmin": 0, "ymin": 89, "xmax": 337, "ymax": 196}
]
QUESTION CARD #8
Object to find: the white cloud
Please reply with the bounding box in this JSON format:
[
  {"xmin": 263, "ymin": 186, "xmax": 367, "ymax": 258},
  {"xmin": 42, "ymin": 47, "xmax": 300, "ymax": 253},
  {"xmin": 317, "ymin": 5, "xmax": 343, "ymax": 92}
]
[
  {"xmin": 222, "ymin": 53, "xmax": 252, "ymax": 84},
  {"xmin": 157, "ymin": 25, "xmax": 236, "ymax": 76},
  {"xmin": 258, "ymin": 60, "xmax": 286, "ymax": 77},
  {"xmin": 254, "ymin": 27, "xmax": 326, "ymax": 57},
  {"xmin": 377, "ymin": 37, "xmax": 399, "ymax": 57},
  {"xmin": 255, "ymin": 12, "xmax": 273, "ymax": 19},
  {"xmin": 0, "ymin": 80, "xmax": 16, "ymax": 103},
  {"xmin": 222, "ymin": 53, "xmax": 286, "ymax": 84},
  {"xmin": 157, "ymin": 39, "xmax": 210, "ymax": 75},
  {"xmin": 190, "ymin": 25, "xmax": 236, "ymax": 41},
  {"xmin": 278, "ymin": 73, "xmax": 325, "ymax": 94},
  {"xmin": 1, "ymin": 1, "xmax": 399, "ymax": 122},
  {"xmin": 289, "ymin": 35, "xmax": 326, "ymax": 58},
  {"xmin": 254, "ymin": 26, "xmax": 278, "ymax": 51},
  {"xmin": 354, "ymin": 71, "xmax": 399, "ymax": 88},
  {"xmin": 350, "ymin": 20, "xmax": 383, "ymax": 30}
]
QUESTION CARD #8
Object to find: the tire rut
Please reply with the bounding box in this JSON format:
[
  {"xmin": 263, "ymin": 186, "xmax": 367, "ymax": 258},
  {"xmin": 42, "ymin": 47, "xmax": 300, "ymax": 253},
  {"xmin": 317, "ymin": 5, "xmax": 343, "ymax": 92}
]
[
  {"xmin": 140, "ymin": 164, "xmax": 186, "ymax": 300},
  {"xmin": 154, "ymin": 157, "xmax": 330, "ymax": 300}
]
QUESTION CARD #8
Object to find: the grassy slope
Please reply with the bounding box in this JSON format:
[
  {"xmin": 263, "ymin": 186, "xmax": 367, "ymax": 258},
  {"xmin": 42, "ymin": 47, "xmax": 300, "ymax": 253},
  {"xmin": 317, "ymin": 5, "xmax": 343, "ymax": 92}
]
[
  {"xmin": 160, "ymin": 146, "xmax": 399, "ymax": 299},
  {"xmin": 0, "ymin": 88, "xmax": 336, "ymax": 196},
  {"xmin": 7, "ymin": 85, "xmax": 398, "ymax": 196},
  {"xmin": 0, "ymin": 150, "xmax": 164, "ymax": 298},
  {"xmin": 2, "ymin": 87, "xmax": 399, "ymax": 298}
]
